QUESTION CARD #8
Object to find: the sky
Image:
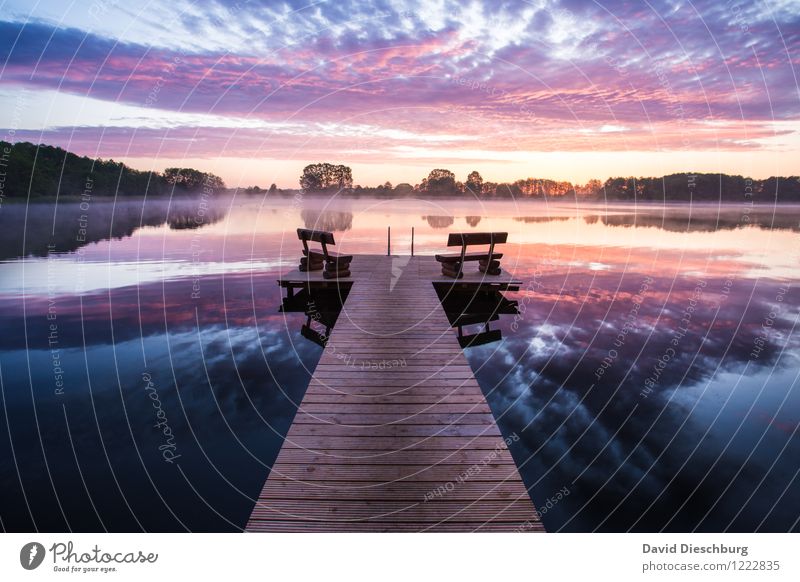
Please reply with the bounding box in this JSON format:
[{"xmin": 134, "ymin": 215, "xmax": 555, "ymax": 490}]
[{"xmin": 0, "ymin": 0, "xmax": 798, "ymax": 188}]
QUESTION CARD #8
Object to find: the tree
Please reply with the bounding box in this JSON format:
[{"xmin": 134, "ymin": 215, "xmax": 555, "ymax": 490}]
[
  {"xmin": 164, "ymin": 168, "xmax": 202, "ymax": 189},
  {"xmin": 495, "ymin": 182, "xmax": 522, "ymax": 198},
  {"xmin": 420, "ymin": 168, "xmax": 457, "ymax": 194},
  {"xmin": 299, "ymin": 163, "xmax": 353, "ymax": 191},
  {"xmin": 299, "ymin": 165, "xmax": 323, "ymax": 190},
  {"xmin": 482, "ymin": 181, "xmax": 498, "ymax": 196},
  {"xmin": 602, "ymin": 177, "xmax": 643, "ymax": 200},
  {"xmin": 202, "ymin": 173, "xmax": 226, "ymax": 191},
  {"xmin": 394, "ymin": 183, "xmax": 414, "ymax": 195},
  {"xmin": 465, "ymin": 171, "xmax": 483, "ymax": 195},
  {"xmin": 334, "ymin": 165, "xmax": 353, "ymax": 190},
  {"xmin": 763, "ymin": 176, "xmax": 800, "ymax": 202},
  {"xmin": 164, "ymin": 168, "xmax": 225, "ymax": 191},
  {"xmin": 576, "ymin": 179, "xmax": 602, "ymax": 196}
]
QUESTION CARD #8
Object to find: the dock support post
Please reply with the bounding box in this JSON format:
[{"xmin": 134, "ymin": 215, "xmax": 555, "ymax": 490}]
[
  {"xmin": 387, "ymin": 226, "xmax": 391, "ymax": 256},
  {"xmin": 411, "ymin": 227, "xmax": 414, "ymax": 256}
]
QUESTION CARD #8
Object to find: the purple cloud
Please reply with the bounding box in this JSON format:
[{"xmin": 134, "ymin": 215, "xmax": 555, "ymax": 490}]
[{"xmin": 0, "ymin": 0, "xmax": 797, "ymax": 177}]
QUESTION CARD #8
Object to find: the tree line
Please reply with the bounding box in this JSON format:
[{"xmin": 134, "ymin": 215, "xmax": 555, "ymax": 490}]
[
  {"xmin": 3, "ymin": 142, "xmax": 797, "ymax": 202},
  {"xmin": 0, "ymin": 141, "xmax": 225, "ymax": 198},
  {"xmin": 298, "ymin": 164, "xmax": 800, "ymax": 202}
]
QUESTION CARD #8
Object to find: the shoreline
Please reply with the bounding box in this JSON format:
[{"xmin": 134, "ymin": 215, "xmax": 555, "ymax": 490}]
[{"xmin": 5, "ymin": 193, "xmax": 800, "ymax": 207}]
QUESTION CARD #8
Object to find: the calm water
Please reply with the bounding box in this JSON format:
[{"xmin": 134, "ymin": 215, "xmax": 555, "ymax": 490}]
[{"xmin": 0, "ymin": 195, "xmax": 798, "ymax": 532}]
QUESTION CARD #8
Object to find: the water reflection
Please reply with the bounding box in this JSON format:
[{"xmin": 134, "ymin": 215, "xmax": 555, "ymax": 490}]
[
  {"xmin": 0, "ymin": 272, "xmax": 320, "ymax": 531},
  {"xmin": 423, "ymin": 215, "xmax": 455, "ymax": 229},
  {"xmin": 586, "ymin": 208, "xmax": 800, "ymax": 232},
  {"xmin": 1, "ymin": 196, "xmax": 799, "ymax": 532},
  {"xmin": 301, "ymin": 209, "xmax": 353, "ymax": 232},
  {"xmin": 167, "ymin": 208, "xmax": 226, "ymax": 230},
  {"xmin": 515, "ymin": 216, "xmax": 571, "ymax": 223},
  {"xmin": 0, "ymin": 198, "xmax": 227, "ymax": 260},
  {"xmin": 465, "ymin": 269, "xmax": 800, "ymax": 532},
  {"xmin": 436, "ymin": 287, "xmax": 519, "ymax": 348},
  {"xmin": 276, "ymin": 283, "xmax": 520, "ymax": 351},
  {"xmin": 279, "ymin": 288, "xmax": 349, "ymax": 347}
]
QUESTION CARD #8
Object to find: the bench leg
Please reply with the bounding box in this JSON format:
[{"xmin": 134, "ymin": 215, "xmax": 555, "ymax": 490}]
[
  {"xmin": 478, "ymin": 259, "xmax": 501, "ymax": 276},
  {"xmin": 323, "ymin": 269, "xmax": 351, "ymax": 280},
  {"xmin": 323, "ymin": 259, "xmax": 352, "ymax": 279},
  {"xmin": 441, "ymin": 261, "xmax": 464, "ymax": 279},
  {"xmin": 300, "ymin": 256, "xmax": 324, "ymax": 271}
]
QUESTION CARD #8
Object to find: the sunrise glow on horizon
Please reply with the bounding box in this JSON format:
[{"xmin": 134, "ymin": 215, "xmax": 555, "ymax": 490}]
[{"xmin": 1, "ymin": 0, "xmax": 798, "ymax": 188}]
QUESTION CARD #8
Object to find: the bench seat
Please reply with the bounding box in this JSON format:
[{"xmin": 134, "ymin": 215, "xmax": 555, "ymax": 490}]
[
  {"xmin": 304, "ymin": 249, "xmax": 354, "ymax": 262},
  {"xmin": 435, "ymin": 252, "xmax": 504, "ymax": 264}
]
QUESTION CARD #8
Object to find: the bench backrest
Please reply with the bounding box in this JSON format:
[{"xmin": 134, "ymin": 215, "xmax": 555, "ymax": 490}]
[
  {"xmin": 446, "ymin": 232, "xmax": 507, "ymax": 264},
  {"xmin": 297, "ymin": 228, "xmax": 336, "ymax": 245},
  {"xmin": 446, "ymin": 232, "xmax": 507, "ymax": 247},
  {"xmin": 297, "ymin": 228, "xmax": 335, "ymax": 259}
]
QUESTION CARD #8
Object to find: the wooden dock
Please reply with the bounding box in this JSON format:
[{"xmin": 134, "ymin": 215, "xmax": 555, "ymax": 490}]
[{"xmin": 246, "ymin": 255, "xmax": 544, "ymax": 532}]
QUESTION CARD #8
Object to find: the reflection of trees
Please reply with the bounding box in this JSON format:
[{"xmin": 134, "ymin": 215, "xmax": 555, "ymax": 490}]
[
  {"xmin": 465, "ymin": 215, "xmax": 482, "ymax": 227},
  {"xmin": 585, "ymin": 212, "xmax": 800, "ymax": 232},
  {"xmin": 422, "ymin": 215, "xmax": 455, "ymax": 229},
  {"xmin": 301, "ymin": 209, "xmax": 353, "ymax": 232},
  {"xmin": 0, "ymin": 198, "xmax": 228, "ymax": 259},
  {"xmin": 167, "ymin": 206, "xmax": 226, "ymax": 230},
  {"xmin": 514, "ymin": 216, "xmax": 571, "ymax": 224}
]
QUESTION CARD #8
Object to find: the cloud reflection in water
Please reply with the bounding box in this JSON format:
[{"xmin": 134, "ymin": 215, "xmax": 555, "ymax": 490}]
[{"xmin": 465, "ymin": 267, "xmax": 800, "ymax": 531}]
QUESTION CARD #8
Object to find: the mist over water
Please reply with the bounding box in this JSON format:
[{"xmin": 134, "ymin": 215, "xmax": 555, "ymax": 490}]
[{"xmin": 1, "ymin": 195, "xmax": 798, "ymax": 531}]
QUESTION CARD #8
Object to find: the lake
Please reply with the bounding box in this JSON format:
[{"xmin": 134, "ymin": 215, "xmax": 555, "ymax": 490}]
[{"xmin": 0, "ymin": 195, "xmax": 798, "ymax": 531}]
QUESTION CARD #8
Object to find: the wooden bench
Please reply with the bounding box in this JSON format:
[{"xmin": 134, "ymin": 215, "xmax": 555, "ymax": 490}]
[
  {"xmin": 435, "ymin": 232, "xmax": 507, "ymax": 279},
  {"xmin": 297, "ymin": 228, "xmax": 353, "ymax": 279}
]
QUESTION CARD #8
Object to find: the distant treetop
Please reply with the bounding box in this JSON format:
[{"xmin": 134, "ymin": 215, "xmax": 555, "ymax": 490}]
[{"xmin": 299, "ymin": 163, "xmax": 353, "ymax": 191}]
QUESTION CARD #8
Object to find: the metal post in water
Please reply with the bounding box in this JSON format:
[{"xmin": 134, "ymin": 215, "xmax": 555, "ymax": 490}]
[
  {"xmin": 387, "ymin": 226, "xmax": 391, "ymax": 256},
  {"xmin": 411, "ymin": 227, "xmax": 414, "ymax": 256}
]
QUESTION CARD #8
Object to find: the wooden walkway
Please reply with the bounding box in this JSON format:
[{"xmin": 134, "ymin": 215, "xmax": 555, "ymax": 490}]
[{"xmin": 246, "ymin": 256, "xmax": 544, "ymax": 532}]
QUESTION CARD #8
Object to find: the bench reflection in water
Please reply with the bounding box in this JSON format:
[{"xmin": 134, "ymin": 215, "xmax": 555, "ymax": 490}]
[
  {"xmin": 280, "ymin": 288, "xmax": 350, "ymax": 347},
  {"xmin": 436, "ymin": 286, "xmax": 519, "ymax": 348},
  {"xmin": 280, "ymin": 283, "xmax": 518, "ymax": 349}
]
